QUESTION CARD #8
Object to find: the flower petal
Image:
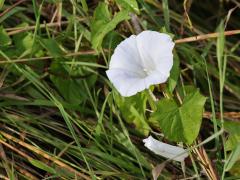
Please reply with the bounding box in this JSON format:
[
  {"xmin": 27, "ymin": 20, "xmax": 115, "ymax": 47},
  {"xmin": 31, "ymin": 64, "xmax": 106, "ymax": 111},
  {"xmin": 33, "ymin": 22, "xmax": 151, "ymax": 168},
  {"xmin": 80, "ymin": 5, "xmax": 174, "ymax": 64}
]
[
  {"xmin": 109, "ymin": 35, "xmax": 145, "ymax": 78},
  {"xmin": 106, "ymin": 69, "xmax": 146, "ymax": 97},
  {"xmin": 143, "ymin": 136, "xmax": 188, "ymax": 162},
  {"xmin": 136, "ymin": 31, "xmax": 174, "ymax": 77},
  {"xmin": 144, "ymin": 70, "xmax": 168, "ymax": 87},
  {"xmin": 106, "ymin": 31, "xmax": 175, "ymax": 97}
]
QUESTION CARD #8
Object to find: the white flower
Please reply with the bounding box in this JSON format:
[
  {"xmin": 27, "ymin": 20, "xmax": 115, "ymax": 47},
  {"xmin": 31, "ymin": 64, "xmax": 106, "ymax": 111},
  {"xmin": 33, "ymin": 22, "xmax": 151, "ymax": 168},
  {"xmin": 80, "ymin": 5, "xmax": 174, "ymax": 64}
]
[
  {"xmin": 143, "ymin": 136, "xmax": 188, "ymax": 162},
  {"xmin": 106, "ymin": 30, "xmax": 174, "ymax": 97}
]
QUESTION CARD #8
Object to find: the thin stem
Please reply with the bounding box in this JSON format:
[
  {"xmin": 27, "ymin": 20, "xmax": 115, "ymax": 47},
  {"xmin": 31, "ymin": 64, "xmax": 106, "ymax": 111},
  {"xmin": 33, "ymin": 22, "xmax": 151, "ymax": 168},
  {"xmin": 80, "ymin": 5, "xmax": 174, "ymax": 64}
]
[
  {"xmin": 147, "ymin": 89, "xmax": 157, "ymax": 111},
  {"xmin": 203, "ymin": 57, "xmax": 219, "ymax": 147},
  {"xmin": 175, "ymin": 29, "xmax": 240, "ymax": 44},
  {"xmin": 6, "ymin": 19, "xmax": 86, "ymax": 35},
  {"xmin": 0, "ymin": 0, "xmax": 26, "ymax": 17},
  {"xmin": 0, "ymin": 50, "xmax": 109, "ymax": 64}
]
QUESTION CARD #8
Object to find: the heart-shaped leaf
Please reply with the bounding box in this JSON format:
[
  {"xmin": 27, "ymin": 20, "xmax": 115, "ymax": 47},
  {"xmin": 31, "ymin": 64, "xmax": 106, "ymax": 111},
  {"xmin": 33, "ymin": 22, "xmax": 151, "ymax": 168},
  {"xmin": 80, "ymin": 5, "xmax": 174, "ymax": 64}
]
[{"xmin": 149, "ymin": 88, "xmax": 206, "ymax": 144}]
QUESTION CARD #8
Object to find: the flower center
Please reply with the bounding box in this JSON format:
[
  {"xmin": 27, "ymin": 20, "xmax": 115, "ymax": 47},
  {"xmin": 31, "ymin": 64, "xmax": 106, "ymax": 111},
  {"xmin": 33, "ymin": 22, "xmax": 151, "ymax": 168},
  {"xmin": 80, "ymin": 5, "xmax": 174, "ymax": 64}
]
[{"xmin": 143, "ymin": 68, "xmax": 153, "ymax": 76}]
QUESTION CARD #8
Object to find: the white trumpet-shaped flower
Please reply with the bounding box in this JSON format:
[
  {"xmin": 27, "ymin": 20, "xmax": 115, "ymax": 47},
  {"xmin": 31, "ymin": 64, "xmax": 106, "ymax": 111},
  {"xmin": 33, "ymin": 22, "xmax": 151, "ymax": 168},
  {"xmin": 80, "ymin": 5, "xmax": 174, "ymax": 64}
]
[
  {"xmin": 106, "ymin": 31, "xmax": 174, "ymax": 97},
  {"xmin": 143, "ymin": 136, "xmax": 188, "ymax": 162}
]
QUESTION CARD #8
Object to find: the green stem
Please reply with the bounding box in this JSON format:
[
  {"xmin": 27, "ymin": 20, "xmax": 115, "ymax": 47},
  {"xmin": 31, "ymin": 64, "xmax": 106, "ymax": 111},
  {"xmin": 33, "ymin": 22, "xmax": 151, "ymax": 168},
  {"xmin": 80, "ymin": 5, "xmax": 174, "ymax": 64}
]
[{"xmin": 147, "ymin": 89, "xmax": 157, "ymax": 111}]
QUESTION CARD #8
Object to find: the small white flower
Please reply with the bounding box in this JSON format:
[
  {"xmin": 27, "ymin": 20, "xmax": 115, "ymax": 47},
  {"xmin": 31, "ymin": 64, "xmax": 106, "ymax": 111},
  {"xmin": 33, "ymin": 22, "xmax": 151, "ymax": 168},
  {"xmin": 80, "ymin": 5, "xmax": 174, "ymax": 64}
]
[
  {"xmin": 143, "ymin": 136, "xmax": 188, "ymax": 162},
  {"xmin": 106, "ymin": 30, "xmax": 174, "ymax": 97}
]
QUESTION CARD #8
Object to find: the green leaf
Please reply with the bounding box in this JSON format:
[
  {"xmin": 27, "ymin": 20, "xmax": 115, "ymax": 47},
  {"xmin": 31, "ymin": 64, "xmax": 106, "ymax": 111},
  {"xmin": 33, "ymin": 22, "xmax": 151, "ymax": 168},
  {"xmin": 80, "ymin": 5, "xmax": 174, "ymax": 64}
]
[
  {"xmin": 102, "ymin": 31, "xmax": 123, "ymax": 50},
  {"xmin": 0, "ymin": 0, "xmax": 4, "ymax": 11},
  {"xmin": 26, "ymin": 86, "xmax": 46, "ymax": 99},
  {"xmin": 39, "ymin": 38, "xmax": 63, "ymax": 57},
  {"xmin": 78, "ymin": 24, "xmax": 91, "ymax": 42},
  {"xmin": 162, "ymin": 0, "xmax": 170, "ymax": 31},
  {"xmin": 225, "ymin": 121, "xmax": 240, "ymax": 151},
  {"xmin": 91, "ymin": 2, "xmax": 130, "ymax": 50},
  {"xmin": 94, "ymin": 2, "xmax": 111, "ymax": 21},
  {"xmin": 50, "ymin": 61, "xmax": 97, "ymax": 104},
  {"xmin": 113, "ymin": 91, "xmax": 150, "ymax": 136},
  {"xmin": 0, "ymin": 26, "xmax": 11, "ymax": 46},
  {"xmin": 112, "ymin": 125, "xmax": 150, "ymax": 168},
  {"xmin": 29, "ymin": 159, "xmax": 56, "ymax": 174},
  {"xmin": 229, "ymin": 160, "xmax": 240, "ymax": 176},
  {"xmin": 150, "ymin": 87, "xmax": 206, "ymax": 144},
  {"xmin": 80, "ymin": 0, "xmax": 88, "ymax": 13},
  {"xmin": 225, "ymin": 143, "xmax": 240, "ymax": 171},
  {"xmin": 217, "ymin": 21, "xmax": 225, "ymax": 71},
  {"xmin": 115, "ymin": 0, "xmax": 139, "ymax": 13},
  {"xmin": 12, "ymin": 26, "xmax": 45, "ymax": 69},
  {"xmin": 13, "ymin": 24, "xmax": 39, "ymax": 55},
  {"xmin": 167, "ymin": 52, "xmax": 180, "ymax": 93},
  {"xmin": 51, "ymin": 76, "xmax": 86, "ymax": 104},
  {"xmin": 14, "ymin": 32, "xmax": 34, "ymax": 51}
]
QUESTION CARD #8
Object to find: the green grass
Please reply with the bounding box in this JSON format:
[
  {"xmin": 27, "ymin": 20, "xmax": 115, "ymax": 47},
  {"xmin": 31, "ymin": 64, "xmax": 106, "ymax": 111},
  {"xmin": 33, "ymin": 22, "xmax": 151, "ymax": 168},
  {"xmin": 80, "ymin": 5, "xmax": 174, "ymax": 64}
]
[{"xmin": 1, "ymin": 0, "xmax": 240, "ymax": 179}]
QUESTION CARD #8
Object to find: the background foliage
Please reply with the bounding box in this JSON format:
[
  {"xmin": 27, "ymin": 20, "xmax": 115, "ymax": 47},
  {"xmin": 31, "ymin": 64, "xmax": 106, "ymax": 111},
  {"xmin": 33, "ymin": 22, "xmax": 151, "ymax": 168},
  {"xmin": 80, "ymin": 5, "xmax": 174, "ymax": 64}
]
[{"xmin": 0, "ymin": 0, "xmax": 240, "ymax": 179}]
